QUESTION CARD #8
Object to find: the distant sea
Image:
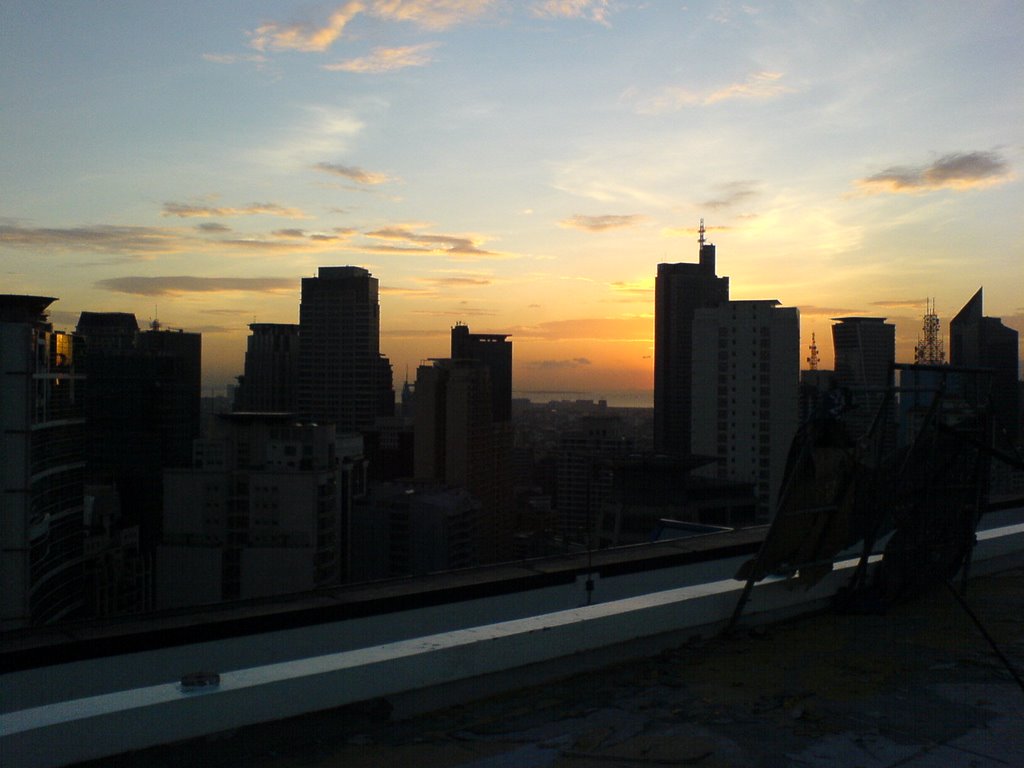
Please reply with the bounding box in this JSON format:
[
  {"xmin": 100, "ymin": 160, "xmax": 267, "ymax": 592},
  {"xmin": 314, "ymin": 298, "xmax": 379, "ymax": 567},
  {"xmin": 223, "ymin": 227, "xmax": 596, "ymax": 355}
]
[{"xmin": 513, "ymin": 389, "xmax": 653, "ymax": 409}]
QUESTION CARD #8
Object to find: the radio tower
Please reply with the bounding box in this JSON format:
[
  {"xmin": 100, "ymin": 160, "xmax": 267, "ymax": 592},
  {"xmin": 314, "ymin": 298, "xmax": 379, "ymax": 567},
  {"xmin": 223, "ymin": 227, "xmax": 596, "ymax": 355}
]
[
  {"xmin": 914, "ymin": 298, "xmax": 944, "ymax": 365},
  {"xmin": 806, "ymin": 332, "xmax": 820, "ymax": 371}
]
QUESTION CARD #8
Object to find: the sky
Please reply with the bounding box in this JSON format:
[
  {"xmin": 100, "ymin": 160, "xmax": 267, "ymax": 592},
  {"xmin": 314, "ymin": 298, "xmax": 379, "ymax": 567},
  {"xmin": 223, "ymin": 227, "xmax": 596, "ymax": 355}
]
[{"xmin": 3, "ymin": 1, "xmax": 1022, "ymax": 404}]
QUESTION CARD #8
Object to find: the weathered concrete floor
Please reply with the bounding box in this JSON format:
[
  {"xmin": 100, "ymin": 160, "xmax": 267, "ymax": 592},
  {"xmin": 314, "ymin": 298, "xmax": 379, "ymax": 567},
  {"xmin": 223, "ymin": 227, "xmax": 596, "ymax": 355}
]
[{"xmin": 82, "ymin": 568, "xmax": 1024, "ymax": 768}]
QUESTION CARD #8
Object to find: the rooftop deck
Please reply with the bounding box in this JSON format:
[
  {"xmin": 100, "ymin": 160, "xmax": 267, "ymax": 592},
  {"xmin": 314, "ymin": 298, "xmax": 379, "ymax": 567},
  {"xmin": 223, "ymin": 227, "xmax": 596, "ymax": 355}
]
[{"xmin": 76, "ymin": 566, "xmax": 1024, "ymax": 768}]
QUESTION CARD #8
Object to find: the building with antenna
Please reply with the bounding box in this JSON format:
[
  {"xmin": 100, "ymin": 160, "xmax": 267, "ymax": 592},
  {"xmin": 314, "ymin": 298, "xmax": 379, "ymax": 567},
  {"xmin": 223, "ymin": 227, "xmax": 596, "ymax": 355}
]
[
  {"xmin": 914, "ymin": 299, "xmax": 945, "ymax": 365},
  {"xmin": 654, "ymin": 220, "xmax": 730, "ymax": 456}
]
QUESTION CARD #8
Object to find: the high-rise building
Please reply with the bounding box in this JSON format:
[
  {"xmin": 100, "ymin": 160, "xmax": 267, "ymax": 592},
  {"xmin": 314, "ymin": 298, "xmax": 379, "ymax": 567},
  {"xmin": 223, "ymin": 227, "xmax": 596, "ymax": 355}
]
[
  {"xmin": 451, "ymin": 323, "xmax": 513, "ymax": 422},
  {"xmin": 1, "ymin": 295, "xmax": 86, "ymax": 628},
  {"xmin": 556, "ymin": 415, "xmax": 634, "ymax": 545},
  {"xmin": 157, "ymin": 414, "xmax": 366, "ymax": 607},
  {"xmin": 76, "ymin": 313, "xmax": 201, "ymax": 551},
  {"xmin": 234, "ymin": 323, "xmax": 299, "ymax": 412},
  {"xmin": 831, "ymin": 317, "xmax": 896, "ymax": 443},
  {"xmin": 950, "ymin": 288, "xmax": 1019, "ymax": 442},
  {"xmin": 654, "ymin": 221, "xmax": 730, "ymax": 455},
  {"xmin": 298, "ymin": 266, "xmax": 394, "ymax": 432},
  {"xmin": 414, "ymin": 358, "xmax": 513, "ymax": 563},
  {"xmin": 691, "ymin": 300, "xmax": 799, "ymax": 519}
]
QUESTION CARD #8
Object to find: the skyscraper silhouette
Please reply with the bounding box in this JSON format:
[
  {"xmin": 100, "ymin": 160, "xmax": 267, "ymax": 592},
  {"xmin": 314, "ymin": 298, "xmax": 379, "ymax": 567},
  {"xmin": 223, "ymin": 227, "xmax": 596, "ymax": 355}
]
[
  {"xmin": 298, "ymin": 267, "xmax": 393, "ymax": 432},
  {"xmin": 831, "ymin": 317, "xmax": 895, "ymax": 442},
  {"xmin": 654, "ymin": 221, "xmax": 729, "ymax": 455},
  {"xmin": 691, "ymin": 300, "xmax": 799, "ymax": 519},
  {"xmin": 1, "ymin": 296, "xmax": 86, "ymax": 628},
  {"xmin": 450, "ymin": 323, "xmax": 512, "ymax": 422},
  {"xmin": 950, "ymin": 288, "xmax": 1019, "ymax": 441}
]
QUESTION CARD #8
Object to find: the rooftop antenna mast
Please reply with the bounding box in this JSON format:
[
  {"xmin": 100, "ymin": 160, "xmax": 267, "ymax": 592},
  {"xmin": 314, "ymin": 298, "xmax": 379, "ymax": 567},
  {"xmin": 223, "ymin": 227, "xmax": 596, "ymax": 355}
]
[
  {"xmin": 807, "ymin": 333, "xmax": 820, "ymax": 371},
  {"xmin": 914, "ymin": 298, "xmax": 944, "ymax": 365},
  {"xmin": 698, "ymin": 218, "xmax": 706, "ymax": 247}
]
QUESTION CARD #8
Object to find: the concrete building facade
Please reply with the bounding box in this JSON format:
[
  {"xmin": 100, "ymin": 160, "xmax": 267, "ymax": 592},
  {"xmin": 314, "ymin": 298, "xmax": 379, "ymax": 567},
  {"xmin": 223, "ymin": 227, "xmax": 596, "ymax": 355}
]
[
  {"xmin": 234, "ymin": 322, "xmax": 299, "ymax": 413},
  {"xmin": 654, "ymin": 224, "xmax": 730, "ymax": 456},
  {"xmin": 157, "ymin": 414, "xmax": 366, "ymax": 608},
  {"xmin": 298, "ymin": 266, "xmax": 393, "ymax": 432},
  {"xmin": 691, "ymin": 300, "xmax": 799, "ymax": 519},
  {"xmin": 1, "ymin": 296, "xmax": 87, "ymax": 629}
]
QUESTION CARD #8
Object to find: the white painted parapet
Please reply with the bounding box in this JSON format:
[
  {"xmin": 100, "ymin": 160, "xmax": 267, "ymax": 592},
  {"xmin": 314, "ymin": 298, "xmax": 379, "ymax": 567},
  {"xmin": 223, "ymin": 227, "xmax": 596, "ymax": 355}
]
[{"xmin": 3, "ymin": 519, "xmax": 1023, "ymax": 768}]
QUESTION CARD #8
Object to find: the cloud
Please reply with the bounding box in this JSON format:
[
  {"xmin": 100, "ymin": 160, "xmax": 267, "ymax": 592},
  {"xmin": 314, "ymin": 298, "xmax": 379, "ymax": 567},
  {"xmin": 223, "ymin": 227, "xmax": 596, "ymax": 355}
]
[
  {"xmin": 196, "ymin": 222, "xmax": 231, "ymax": 233},
  {"xmin": 202, "ymin": 53, "xmax": 267, "ymax": 65},
  {"xmin": 364, "ymin": 226, "xmax": 502, "ymax": 258},
  {"xmin": 526, "ymin": 357, "xmax": 593, "ymax": 369},
  {"xmin": 628, "ymin": 71, "xmax": 792, "ymax": 114},
  {"xmin": 380, "ymin": 286, "xmax": 437, "ymax": 296},
  {"xmin": 272, "ymin": 228, "xmax": 306, "ymax": 238},
  {"xmin": 559, "ymin": 214, "xmax": 646, "ymax": 231},
  {"xmin": 610, "ymin": 280, "xmax": 653, "ymax": 298},
  {"xmin": 857, "ymin": 151, "xmax": 1010, "ymax": 194},
  {"xmin": 509, "ymin": 316, "xmax": 652, "ymax": 341},
  {"xmin": 313, "ymin": 162, "xmax": 391, "ymax": 184},
  {"xmin": 661, "ymin": 223, "xmax": 731, "ymax": 238},
  {"xmin": 248, "ymin": 1, "xmax": 365, "ymax": 52},
  {"xmin": 1, "ymin": 224, "xmax": 183, "ymax": 257},
  {"xmin": 701, "ymin": 181, "xmax": 759, "ymax": 210},
  {"xmin": 870, "ymin": 298, "xmax": 927, "ymax": 309},
  {"xmin": 419, "ymin": 276, "xmax": 492, "ymax": 286},
  {"xmin": 531, "ymin": 0, "xmax": 612, "ymax": 25},
  {"xmin": 248, "ymin": 0, "xmax": 493, "ymax": 53},
  {"xmin": 797, "ymin": 305, "xmax": 859, "ymax": 317},
  {"xmin": 96, "ymin": 276, "xmax": 296, "ymax": 297},
  {"xmin": 323, "ymin": 43, "xmax": 438, "ymax": 73},
  {"xmin": 370, "ymin": 0, "xmax": 497, "ymax": 29},
  {"xmin": 412, "ymin": 307, "xmax": 496, "ymax": 316},
  {"xmin": 162, "ymin": 202, "xmax": 309, "ymax": 219}
]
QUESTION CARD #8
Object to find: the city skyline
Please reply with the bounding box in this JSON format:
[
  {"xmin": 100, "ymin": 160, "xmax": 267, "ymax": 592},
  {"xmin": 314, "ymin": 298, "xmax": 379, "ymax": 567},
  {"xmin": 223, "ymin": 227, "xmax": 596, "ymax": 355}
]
[{"xmin": 3, "ymin": 2, "xmax": 1022, "ymax": 399}]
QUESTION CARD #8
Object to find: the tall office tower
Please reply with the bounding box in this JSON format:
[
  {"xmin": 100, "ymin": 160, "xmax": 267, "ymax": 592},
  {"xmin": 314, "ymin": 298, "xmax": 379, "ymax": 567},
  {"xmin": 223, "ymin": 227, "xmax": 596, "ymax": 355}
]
[
  {"xmin": 76, "ymin": 314, "xmax": 201, "ymax": 552},
  {"xmin": 298, "ymin": 267, "xmax": 394, "ymax": 432},
  {"xmin": 234, "ymin": 323, "xmax": 299, "ymax": 412},
  {"xmin": 692, "ymin": 300, "xmax": 799, "ymax": 520},
  {"xmin": 451, "ymin": 323, "xmax": 513, "ymax": 422},
  {"xmin": 414, "ymin": 358, "xmax": 513, "ymax": 564},
  {"xmin": 556, "ymin": 415, "xmax": 634, "ymax": 545},
  {"xmin": 950, "ymin": 288, "xmax": 1020, "ymax": 441},
  {"xmin": 1, "ymin": 296, "xmax": 86, "ymax": 629},
  {"xmin": 831, "ymin": 317, "xmax": 896, "ymax": 443},
  {"xmin": 654, "ymin": 221, "xmax": 730, "ymax": 456}
]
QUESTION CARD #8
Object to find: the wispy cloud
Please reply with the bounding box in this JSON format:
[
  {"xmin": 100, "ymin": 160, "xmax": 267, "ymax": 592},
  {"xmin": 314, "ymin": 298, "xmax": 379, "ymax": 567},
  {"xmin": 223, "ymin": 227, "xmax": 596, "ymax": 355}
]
[
  {"xmin": 610, "ymin": 280, "xmax": 653, "ymax": 298},
  {"xmin": 313, "ymin": 161, "xmax": 392, "ymax": 184},
  {"xmin": 364, "ymin": 226, "xmax": 502, "ymax": 258},
  {"xmin": 96, "ymin": 276, "xmax": 296, "ymax": 297},
  {"xmin": 628, "ymin": 71, "xmax": 792, "ymax": 115},
  {"xmin": 526, "ymin": 357, "xmax": 593, "ymax": 369},
  {"xmin": 870, "ymin": 298, "xmax": 927, "ymax": 309},
  {"xmin": 248, "ymin": 1, "xmax": 493, "ymax": 54},
  {"xmin": 559, "ymin": 214, "xmax": 646, "ymax": 231},
  {"xmin": 857, "ymin": 151, "xmax": 1011, "ymax": 194},
  {"xmin": 418, "ymin": 275, "xmax": 492, "ymax": 286},
  {"xmin": 248, "ymin": 1, "xmax": 365, "ymax": 52},
  {"xmin": 412, "ymin": 307, "xmax": 496, "ymax": 316},
  {"xmin": 370, "ymin": 0, "xmax": 497, "ymax": 29},
  {"xmin": 1, "ymin": 224, "xmax": 183, "ymax": 257},
  {"xmin": 162, "ymin": 202, "xmax": 310, "ymax": 219},
  {"xmin": 509, "ymin": 316, "xmax": 652, "ymax": 341},
  {"xmin": 196, "ymin": 222, "xmax": 232, "ymax": 233},
  {"xmin": 701, "ymin": 181, "xmax": 759, "ymax": 210},
  {"xmin": 797, "ymin": 305, "xmax": 859, "ymax": 317},
  {"xmin": 323, "ymin": 43, "xmax": 438, "ymax": 73},
  {"xmin": 531, "ymin": 0, "xmax": 612, "ymax": 25},
  {"xmin": 202, "ymin": 52, "xmax": 267, "ymax": 65}
]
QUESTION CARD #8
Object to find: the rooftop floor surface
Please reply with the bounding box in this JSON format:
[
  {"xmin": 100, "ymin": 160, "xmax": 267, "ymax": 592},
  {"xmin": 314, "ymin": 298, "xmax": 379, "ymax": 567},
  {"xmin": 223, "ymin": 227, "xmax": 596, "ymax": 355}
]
[{"xmin": 77, "ymin": 567, "xmax": 1024, "ymax": 768}]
